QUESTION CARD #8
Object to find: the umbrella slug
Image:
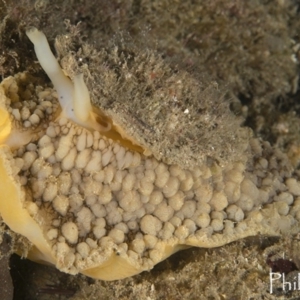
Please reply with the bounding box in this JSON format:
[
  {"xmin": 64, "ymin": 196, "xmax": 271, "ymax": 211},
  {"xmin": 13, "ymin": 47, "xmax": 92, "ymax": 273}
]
[{"xmin": 0, "ymin": 27, "xmax": 299, "ymax": 280}]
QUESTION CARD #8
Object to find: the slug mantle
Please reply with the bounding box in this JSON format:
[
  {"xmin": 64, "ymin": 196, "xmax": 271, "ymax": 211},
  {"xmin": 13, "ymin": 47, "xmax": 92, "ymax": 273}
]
[{"xmin": 0, "ymin": 28, "xmax": 299, "ymax": 281}]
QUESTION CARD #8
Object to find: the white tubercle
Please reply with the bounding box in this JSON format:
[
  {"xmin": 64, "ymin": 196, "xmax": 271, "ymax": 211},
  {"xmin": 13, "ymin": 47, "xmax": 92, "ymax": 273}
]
[{"xmin": 25, "ymin": 27, "xmax": 111, "ymax": 132}]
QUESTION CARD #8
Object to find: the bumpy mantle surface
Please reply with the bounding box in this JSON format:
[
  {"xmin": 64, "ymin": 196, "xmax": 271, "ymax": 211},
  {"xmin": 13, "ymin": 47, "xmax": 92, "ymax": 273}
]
[{"xmin": 0, "ymin": 29, "xmax": 300, "ymax": 281}]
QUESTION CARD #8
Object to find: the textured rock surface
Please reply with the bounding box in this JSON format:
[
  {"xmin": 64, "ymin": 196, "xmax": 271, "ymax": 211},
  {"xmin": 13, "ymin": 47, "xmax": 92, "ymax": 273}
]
[{"xmin": 0, "ymin": 232, "xmax": 13, "ymax": 300}]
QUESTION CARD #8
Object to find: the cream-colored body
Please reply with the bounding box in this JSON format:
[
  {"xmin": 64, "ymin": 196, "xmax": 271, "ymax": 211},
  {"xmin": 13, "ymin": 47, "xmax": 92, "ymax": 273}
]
[{"xmin": 0, "ymin": 29, "xmax": 299, "ymax": 280}]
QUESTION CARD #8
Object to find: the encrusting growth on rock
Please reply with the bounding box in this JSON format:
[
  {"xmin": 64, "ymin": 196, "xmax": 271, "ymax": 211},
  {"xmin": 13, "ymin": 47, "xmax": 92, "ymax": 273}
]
[{"xmin": 0, "ymin": 28, "xmax": 300, "ymax": 280}]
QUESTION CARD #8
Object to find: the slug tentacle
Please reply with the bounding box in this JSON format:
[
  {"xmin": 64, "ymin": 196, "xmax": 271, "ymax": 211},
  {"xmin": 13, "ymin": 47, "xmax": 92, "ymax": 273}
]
[{"xmin": 26, "ymin": 27, "xmax": 110, "ymax": 133}]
